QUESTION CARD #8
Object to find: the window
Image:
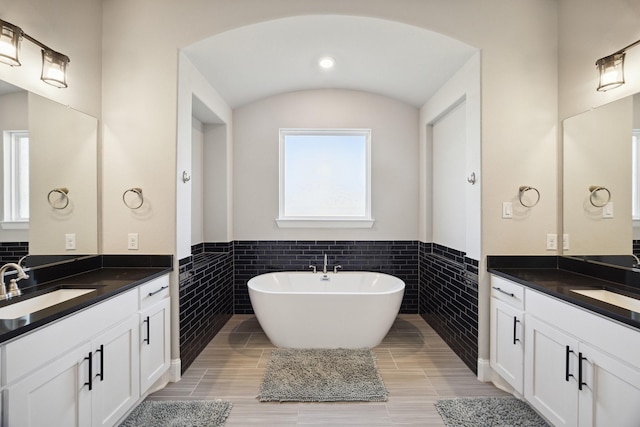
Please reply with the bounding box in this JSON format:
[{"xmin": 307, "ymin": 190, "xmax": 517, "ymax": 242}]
[
  {"xmin": 633, "ymin": 130, "xmax": 640, "ymax": 220},
  {"xmin": 277, "ymin": 128, "xmax": 373, "ymax": 228},
  {"xmin": 2, "ymin": 130, "xmax": 29, "ymax": 228}
]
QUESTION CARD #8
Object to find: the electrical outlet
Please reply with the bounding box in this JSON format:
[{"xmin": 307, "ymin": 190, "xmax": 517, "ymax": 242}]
[
  {"xmin": 128, "ymin": 233, "xmax": 139, "ymax": 250},
  {"xmin": 65, "ymin": 233, "xmax": 76, "ymax": 250},
  {"xmin": 563, "ymin": 234, "xmax": 569, "ymax": 250},
  {"xmin": 546, "ymin": 233, "xmax": 557, "ymax": 250},
  {"xmin": 502, "ymin": 202, "xmax": 513, "ymax": 219}
]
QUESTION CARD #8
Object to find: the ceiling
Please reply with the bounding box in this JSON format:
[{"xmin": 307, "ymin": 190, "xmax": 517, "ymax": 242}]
[{"xmin": 183, "ymin": 15, "xmax": 477, "ymax": 111}]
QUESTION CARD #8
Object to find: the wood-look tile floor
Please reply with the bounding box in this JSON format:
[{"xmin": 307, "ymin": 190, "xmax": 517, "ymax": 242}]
[{"xmin": 149, "ymin": 314, "xmax": 508, "ymax": 426}]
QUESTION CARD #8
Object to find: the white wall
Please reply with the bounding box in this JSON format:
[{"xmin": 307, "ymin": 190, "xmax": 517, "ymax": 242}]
[
  {"xmin": 191, "ymin": 118, "xmax": 204, "ymax": 244},
  {"xmin": 232, "ymin": 89, "xmax": 419, "ymax": 240},
  {"xmin": 0, "ymin": 0, "xmax": 102, "ymax": 118},
  {"xmin": 102, "ymin": 0, "xmax": 558, "ymax": 256},
  {"xmin": 559, "ymin": 0, "xmax": 640, "ymax": 120}
]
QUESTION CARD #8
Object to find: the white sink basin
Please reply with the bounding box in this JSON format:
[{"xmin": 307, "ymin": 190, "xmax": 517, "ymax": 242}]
[
  {"xmin": 571, "ymin": 289, "xmax": 640, "ymax": 313},
  {"xmin": 0, "ymin": 289, "xmax": 94, "ymax": 319}
]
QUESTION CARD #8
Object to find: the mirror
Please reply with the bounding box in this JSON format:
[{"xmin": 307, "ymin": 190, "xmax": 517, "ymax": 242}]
[
  {"xmin": 0, "ymin": 80, "xmax": 98, "ymax": 265},
  {"xmin": 563, "ymin": 92, "xmax": 640, "ymax": 267}
]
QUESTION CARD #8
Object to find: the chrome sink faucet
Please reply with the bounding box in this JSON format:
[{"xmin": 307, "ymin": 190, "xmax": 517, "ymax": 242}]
[
  {"xmin": 323, "ymin": 254, "xmax": 328, "ymax": 274},
  {"xmin": 0, "ymin": 263, "xmax": 29, "ymax": 300}
]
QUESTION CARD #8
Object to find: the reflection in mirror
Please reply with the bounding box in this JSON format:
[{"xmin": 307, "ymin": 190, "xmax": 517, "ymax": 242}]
[
  {"xmin": 0, "ymin": 81, "xmax": 29, "ymax": 262},
  {"xmin": 0, "ymin": 79, "xmax": 98, "ymax": 266},
  {"xmin": 563, "ymin": 93, "xmax": 640, "ymax": 266},
  {"xmin": 29, "ymin": 93, "xmax": 98, "ymax": 255}
]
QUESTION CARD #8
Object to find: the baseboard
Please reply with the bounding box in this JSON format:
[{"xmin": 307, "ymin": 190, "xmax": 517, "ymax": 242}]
[
  {"xmin": 476, "ymin": 358, "xmax": 492, "ymax": 382},
  {"xmin": 169, "ymin": 358, "xmax": 181, "ymax": 382}
]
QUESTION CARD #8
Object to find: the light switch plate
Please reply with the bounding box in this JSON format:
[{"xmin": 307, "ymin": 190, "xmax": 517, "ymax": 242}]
[
  {"xmin": 502, "ymin": 202, "xmax": 513, "ymax": 219},
  {"xmin": 603, "ymin": 202, "xmax": 614, "ymax": 218}
]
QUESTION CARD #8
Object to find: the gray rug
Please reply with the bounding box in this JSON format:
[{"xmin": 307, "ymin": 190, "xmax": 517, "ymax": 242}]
[
  {"xmin": 119, "ymin": 399, "xmax": 232, "ymax": 427},
  {"xmin": 258, "ymin": 348, "xmax": 388, "ymax": 402},
  {"xmin": 435, "ymin": 397, "xmax": 550, "ymax": 427}
]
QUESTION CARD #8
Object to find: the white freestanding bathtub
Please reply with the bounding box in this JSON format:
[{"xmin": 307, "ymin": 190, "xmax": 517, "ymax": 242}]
[{"xmin": 247, "ymin": 271, "xmax": 405, "ymax": 348}]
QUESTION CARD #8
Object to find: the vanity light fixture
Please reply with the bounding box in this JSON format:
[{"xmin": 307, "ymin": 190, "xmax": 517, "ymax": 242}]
[
  {"xmin": 596, "ymin": 39, "xmax": 640, "ymax": 92},
  {"xmin": 0, "ymin": 18, "xmax": 70, "ymax": 88}
]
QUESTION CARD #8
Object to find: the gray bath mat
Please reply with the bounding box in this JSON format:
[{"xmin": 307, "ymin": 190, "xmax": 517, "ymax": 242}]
[
  {"xmin": 119, "ymin": 399, "xmax": 232, "ymax": 427},
  {"xmin": 435, "ymin": 397, "xmax": 550, "ymax": 426},
  {"xmin": 258, "ymin": 348, "xmax": 388, "ymax": 402}
]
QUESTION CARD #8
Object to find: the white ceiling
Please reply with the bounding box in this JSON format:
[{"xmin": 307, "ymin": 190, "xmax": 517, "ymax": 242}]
[{"xmin": 183, "ymin": 15, "xmax": 477, "ymax": 111}]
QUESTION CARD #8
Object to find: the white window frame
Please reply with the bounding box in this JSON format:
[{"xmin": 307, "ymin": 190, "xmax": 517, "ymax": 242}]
[
  {"xmin": 633, "ymin": 129, "xmax": 640, "ymax": 221},
  {"xmin": 276, "ymin": 128, "xmax": 374, "ymax": 228},
  {"xmin": 2, "ymin": 130, "xmax": 29, "ymax": 230}
]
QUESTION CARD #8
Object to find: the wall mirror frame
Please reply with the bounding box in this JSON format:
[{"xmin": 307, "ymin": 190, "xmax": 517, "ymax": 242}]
[{"xmin": 0, "ymin": 79, "xmax": 98, "ymax": 270}]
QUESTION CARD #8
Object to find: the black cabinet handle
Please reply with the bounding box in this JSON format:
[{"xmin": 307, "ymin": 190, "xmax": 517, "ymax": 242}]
[
  {"xmin": 565, "ymin": 346, "xmax": 574, "ymax": 382},
  {"xmin": 492, "ymin": 286, "xmax": 515, "ymax": 297},
  {"xmin": 84, "ymin": 351, "xmax": 93, "ymax": 390},
  {"xmin": 513, "ymin": 317, "xmax": 521, "ymax": 345},
  {"xmin": 578, "ymin": 352, "xmax": 588, "ymax": 390},
  {"xmin": 148, "ymin": 285, "xmax": 168, "ymax": 297},
  {"xmin": 96, "ymin": 344, "xmax": 104, "ymax": 382},
  {"xmin": 143, "ymin": 316, "xmax": 150, "ymax": 345}
]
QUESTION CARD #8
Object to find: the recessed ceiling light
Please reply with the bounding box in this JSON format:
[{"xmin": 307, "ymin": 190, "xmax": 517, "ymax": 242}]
[{"xmin": 318, "ymin": 56, "xmax": 336, "ymax": 69}]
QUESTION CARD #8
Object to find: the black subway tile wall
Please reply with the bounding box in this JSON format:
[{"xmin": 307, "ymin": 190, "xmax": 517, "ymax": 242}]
[
  {"xmin": 178, "ymin": 242, "xmax": 233, "ymax": 373},
  {"xmin": 233, "ymin": 240, "xmax": 419, "ymax": 314},
  {"xmin": 176, "ymin": 239, "xmax": 478, "ymax": 376},
  {"xmin": 419, "ymin": 242, "xmax": 479, "ymax": 374},
  {"xmin": 0, "ymin": 242, "xmax": 28, "ymax": 264}
]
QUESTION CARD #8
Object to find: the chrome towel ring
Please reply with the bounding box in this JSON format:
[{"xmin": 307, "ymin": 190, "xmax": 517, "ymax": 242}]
[
  {"xmin": 123, "ymin": 187, "xmax": 144, "ymax": 209},
  {"xmin": 589, "ymin": 185, "xmax": 611, "ymax": 207},
  {"xmin": 47, "ymin": 187, "xmax": 69, "ymax": 209},
  {"xmin": 518, "ymin": 186, "xmax": 540, "ymax": 207}
]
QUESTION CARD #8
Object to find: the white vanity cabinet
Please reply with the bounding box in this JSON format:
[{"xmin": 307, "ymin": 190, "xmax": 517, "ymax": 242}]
[
  {"xmin": 524, "ymin": 288, "xmax": 640, "ymax": 427},
  {"xmin": 490, "ymin": 276, "xmax": 525, "ymax": 394},
  {"xmin": 0, "ymin": 272, "xmax": 171, "ymax": 427},
  {"xmin": 138, "ymin": 275, "xmax": 170, "ymax": 394}
]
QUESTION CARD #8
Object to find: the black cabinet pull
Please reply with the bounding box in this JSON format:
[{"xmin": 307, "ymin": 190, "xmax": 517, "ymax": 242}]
[
  {"xmin": 148, "ymin": 285, "xmax": 168, "ymax": 297},
  {"xmin": 565, "ymin": 346, "xmax": 574, "ymax": 382},
  {"xmin": 578, "ymin": 352, "xmax": 588, "ymax": 390},
  {"xmin": 513, "ymin": 317, "xmax": 521, "ymax": 345},
  {"xmin": 84, "ymin": 351, "xmax": 93, "ymax": 390},
  {"xmin": 492, "ymin": 286, "xmax": 515, "ymax": 297},
  {"xmin": 96, "ymin": 344, "xmax": 104, "ymax": 382},
  {"xmin": 143, "ymin": 316, "xmax": 150, "ymax": 345}
]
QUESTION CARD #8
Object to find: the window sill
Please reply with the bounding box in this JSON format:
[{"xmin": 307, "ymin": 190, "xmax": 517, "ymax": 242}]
[
  {"xmin": 276, "ymin": 218, "xmax": 375, "ymax": 229},
  {"xmin": 1, "ymin": 221, "xmax": 28, "ymax": 230}
]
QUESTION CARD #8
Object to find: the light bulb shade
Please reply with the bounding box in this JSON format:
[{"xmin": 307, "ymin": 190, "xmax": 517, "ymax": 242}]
[
  {"xmin": 0, "ymin": 20, "xmax": 22, "ymax": 66},
  {"xmin": 41, "ymin": 49, "xmax": 69, "ymax": 88},
  {"xmin": 596, "ymin": 52, "xmax": 625, "ymax": 92}
]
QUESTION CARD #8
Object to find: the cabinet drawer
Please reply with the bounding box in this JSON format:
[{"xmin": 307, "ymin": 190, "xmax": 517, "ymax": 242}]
[
  {"xmin": 139, "ymin": 275, "xmax": 169, "ymax": 309},
  {"xmin": 490, "ymin": 275, "xmax": 524, "ymax": 309}
]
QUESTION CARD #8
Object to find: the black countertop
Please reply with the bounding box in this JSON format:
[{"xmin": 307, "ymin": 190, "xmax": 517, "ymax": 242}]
[
  {"xmin": 489, "ymin": 263, "xmax": 640, "ymax": 330},
  {"xmin": 0, "ymin": 262, "xmax": 172, "ymax": 344}
]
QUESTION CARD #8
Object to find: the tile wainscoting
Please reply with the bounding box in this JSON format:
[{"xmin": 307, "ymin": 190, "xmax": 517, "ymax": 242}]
[
  {"xmin": 178, "ymin": 242, "xmax": 233, "ymax": 373},
  {"xmin": 179, "ymin": 240, "xmax": 479, "ymax": 374},
  {"xmin": 0, "ymin": 241, "xmax": 28, "ymax": 264},
  {"xmin": 419, "ymin": 242, "xmax": 479, "ymax": 374},
  {"xmin": 233, "ymin": 240, "xmax": 419, "ymax": 314}
]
